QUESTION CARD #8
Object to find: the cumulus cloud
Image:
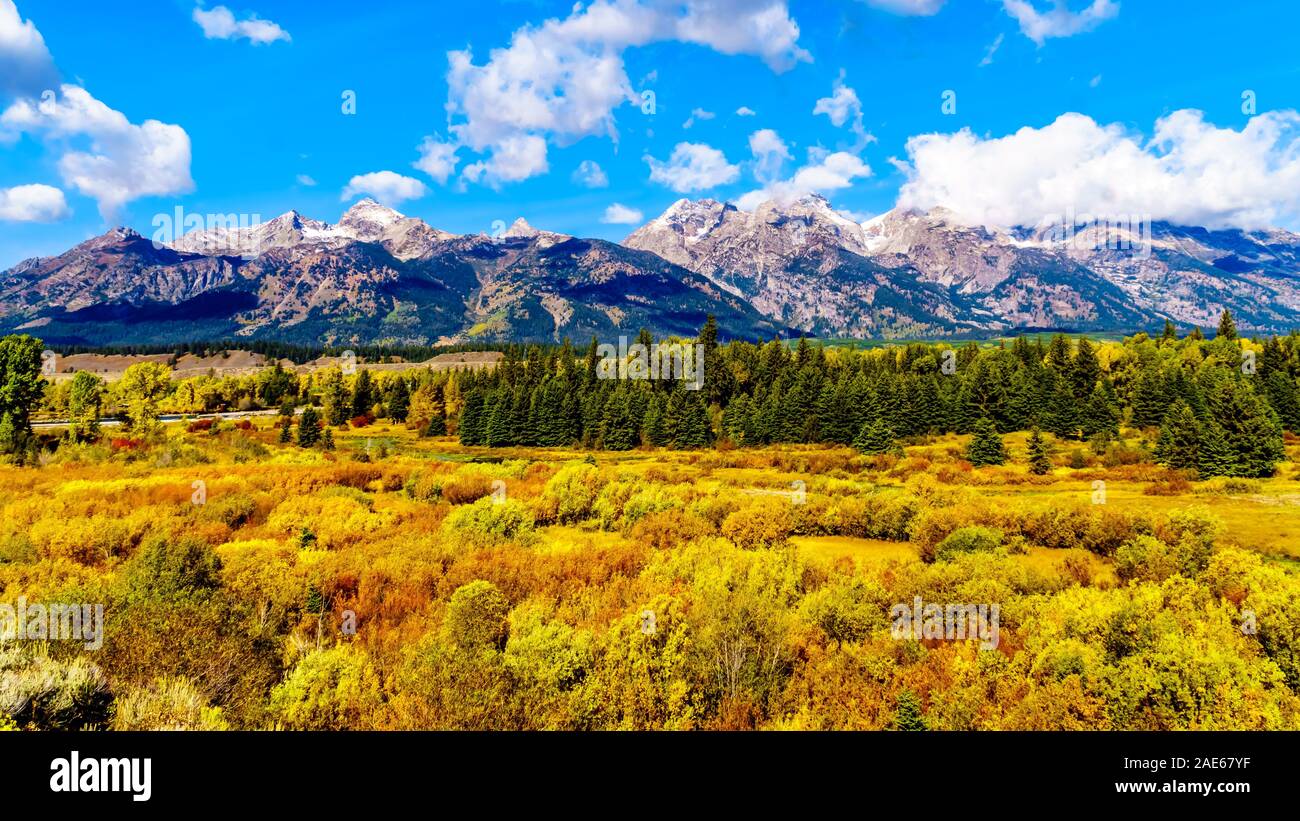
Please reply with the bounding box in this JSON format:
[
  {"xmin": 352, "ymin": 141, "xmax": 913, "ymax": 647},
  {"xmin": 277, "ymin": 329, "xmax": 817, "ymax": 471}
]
[
  {"xmin": 736, "ymin": 148, "xmax": 872, "ymax": 210},
  {"xmin": 645, "ymin": 142, "xmax": 740, "ymax": 192},
  {"xmin": 445, "ymin": 0, "xmax": 809, "ymax": 185},
  {"xmin": 736, "ymin": 106, "xmax": 757, "ymax": 117},
  {"xmin": 682, "ymin": 107, "xmax": 715, "ymax": 129},
  {"xmin": 748, "ymin": 128, "xmax": 791, "ymax": 183},
  {"xmin": 1001, "ymin": 0, "xmax": 1118, "ymax": 45},
  {"xmin": 573, "ymin": 159, "xmax": 609, "ymax": 188},
  {"xmin": 461, "ymin": 134, "xmax": 548, "ymax": 187},
  {"xmin": 814, "ymin": 71, "xmax": 872, "ymax": 148},
  {"xmin": 0, "ymin": 183, "xmax": 67, "ymax": 221},
  {"xmin": 894, "ymin": 110, "xmax": 1300, "ymax": 230},
  {"xmin": 192, "ymin": 4, "xmax": 291, "ymax": 45},
  {"xmin": 862, "ymin": 0, "xmax": 947, "ymax": 15},
  {"xmin": 414, "ymin": 134, "xmax": 459, "ymax": 184},
  {"xmin": 295, "ymin": 174, "xmax": 316, "ymax": 186},
  {"xmin": 341, "ymin": 171, "xmax": 428, "ymax": 206},
  {"xmin": 1, "ymin": 84, "xmax": 194, "ymax": 219},
  {"xmin": 601, "ymin": 202, "xmax": 644, "ymax": 224},
  {"xmin": 0, "ymin": 0, "xmax": 57, "ymax": 98}
]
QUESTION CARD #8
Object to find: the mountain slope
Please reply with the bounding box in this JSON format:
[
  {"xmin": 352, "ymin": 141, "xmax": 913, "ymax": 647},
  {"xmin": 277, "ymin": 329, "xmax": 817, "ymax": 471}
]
[{"xmin": 0, "ymin": 202, "xmax": 784, "ymax": 346}]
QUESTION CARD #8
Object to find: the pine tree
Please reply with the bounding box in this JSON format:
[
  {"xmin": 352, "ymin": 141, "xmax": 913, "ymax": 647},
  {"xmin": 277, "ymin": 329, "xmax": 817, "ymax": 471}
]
[
  {"xmin": 1217, "ymin": 308, "xmax": 1237, "ymax": 340},
  {"xmin": 644, "ymin": 394, "xmax": 669, "ymax": 446},
  {"xmin": 853, "ymin": 418, "xmax": 901, "ymax": 456},
  {"xmin": 675, "ymin": 393, "xmax": 712, "ymax": 449},
  {"xmin": 385, "ymin": 377, "xmax": 410, "ymax": 422},
  {"xmin": 1161, "ymin": 319, "xmax": 1177, "ymax": 342},
  {"xmin": 1154, "ymin": 400, "xmax": 1199, "ymax": 471},
  {"xmin": 1070, "ymin": 338, "xmax": 1102, "ymax": 400},
  {"xmin": 321, "ymin": 371, "xmax": 349, "ymax": 426},
  {"xmin": 893, "ymin": 690, "xmax": 928, "ymax": 731},
  {"xmin": 320, "ymin": 426, "xmax": 335, "ymax": 451},
  {"xmin": 350, "ymin": 369, "xmax": 374, "ymax": 417},
  {"xmin": 1130, "ymin": 367, "xmax": 1168, "ymax": 428},
  {"xmin": 966, "ymin": 417, "xmax": 1006, "ymax": 466},
  {"xmin": 458, "ymin": 390, "xmax": 487, "ymax": 446},
  {"xmin": 1026, "ymin": 426, "xmax": 1052, "ymax": 475},
  {"xmin": 422, "ymin": 408, "xmax": 447, "ymax": 437},
  {"xmin": 1203, "ymin": 378, "xmax": 1285, "ymax": 478},
  {"xmin": 278, "ymin": 417, "xmax": 293, "ymax": 443},
  {"xmin": 297, "ymin": 406, "xmax": 321, "ymax": 448},
  {"xmin": 600, "ymin": 386, "xmax": 640, "ymax": 451},
  {"xmin": 1080, "ymin": 382, "xmax": 1120, "ymax": 440},
  {"xmin": 1196, "ymin": 421, "xmax": 1236, "ymax": 478},
  {"xmin": 486, "ymin": 389, "xmax": 515, "ymax": 447}
]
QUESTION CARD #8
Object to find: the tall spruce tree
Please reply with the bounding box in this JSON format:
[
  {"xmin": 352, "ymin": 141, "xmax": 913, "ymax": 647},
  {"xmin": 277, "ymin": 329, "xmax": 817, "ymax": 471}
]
[
  {"xmin": 1026, "ymin": 426, "xmax": 1052, "ymax": 475},
  {"xmin": 853, "ymin": 418, "xmax": 901, "ymax": 456},
  {"xmin": 966, "ymin": 417, "xmax": 1007, "ymax": 466}
]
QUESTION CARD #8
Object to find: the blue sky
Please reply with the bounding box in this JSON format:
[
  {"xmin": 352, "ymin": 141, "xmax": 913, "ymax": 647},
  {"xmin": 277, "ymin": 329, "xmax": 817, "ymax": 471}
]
[{"xmin": 3, "ymin": 0, "xmax": 1300, "ymax": 269}]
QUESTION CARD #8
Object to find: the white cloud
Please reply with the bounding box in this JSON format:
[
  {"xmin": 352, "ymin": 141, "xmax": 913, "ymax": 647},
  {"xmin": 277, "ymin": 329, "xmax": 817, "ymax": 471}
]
[
  {"xmin": 814, "ymin": 71, "xmax": 872, "ymax": 148},
  {"xmin": 573, "ymin": 159, "xmax": 609, "ymax": 188},
  {"xmin": 645, "ymin": 142, "xmax": 740, "ymax": 192},
  {"xmin": 1, "ymin": 84, "xmax": 194, "ymax": 219},
  {"xmin": 446, "ymin": 0, "xmax": 809, "ymax": 185},
  {"xmin": 192, "ymin": 4, "xmax": 290, "ymax": 45},
  {"xmin": 1001, "ymin": 0, "xmax": 1118, "ymax": 45},
  {"xmin": 1089, "ymin": 74, "xmax": 1102, "ymax": 88},
  {"xmin": 682, "ymin": 107, "xmax": 715, "ymax": 129},
  {"xmin": 461, "ymin": 134, "xmax": 548, "ymax": 187},
  {"xmin": 813, "ymin": 76, "xmax": 860, "ymax": 128},
  {"xmin": 601, "ymin": 202, "xmax": 644, "ymax": 224},
  {"xmin": 414, "ymin": 134, "xmax": 459, "ymax": 184},
  {"xmin": 736, "ymin": 106, "xmax": 757, "ymax": 117},
  {"xmin": 0, "ymin": 0, "xmax": 57, "ymax": 97},
  {"xmin": 894, "ymin": 110, "xmax": 1300, "ymax": 230},
  {"xmin": 295, "ymin": 174, "xmax": 316, "ymax": 186},
  {"xmin": 0, "ymin": 183, "xmax": 67, "ymax": 221},
  {"xmin": 736, "ymin": 149, "xmax": 872, "ymax": 209},
  {"xmin": 748, "ymin": 128, "xmax": 791, "ymax": 183},
  {"xmin": 862, "ymin": 0, "xmax": 947, "ymax": 15},
  {"xmin": 341, "ymin": 171, "xmax": 428, "ymax": 206},
  {"xmin": 979, "ymin": 33, "xmax": 1004, "ymax": 67}
]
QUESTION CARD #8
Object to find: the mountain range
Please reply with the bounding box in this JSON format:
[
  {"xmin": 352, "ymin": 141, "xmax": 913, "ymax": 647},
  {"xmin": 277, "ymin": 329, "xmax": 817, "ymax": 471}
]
[{"xmin": 4, "ymin": 196, "xmax": 1300, "ymax": 347}]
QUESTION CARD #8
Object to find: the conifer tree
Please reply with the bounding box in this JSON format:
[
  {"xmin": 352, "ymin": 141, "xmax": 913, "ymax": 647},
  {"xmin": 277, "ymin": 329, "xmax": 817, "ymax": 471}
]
[
  {"xmin": 1026, "ymin": 426, "xmax": 1052, "ymax": 475},
  {"xmin": 320, "ymin": 426, "xmax": 335, "ymax": 451},
  {"xmin": 1071, "ymin": 338, "xmax": 1102, "ymax": 400},
  {"xmin": 1080, "ymin": 382, "xmax": 1120, "ymax": 440},
  {"xmin": 1130, "ymin": 367, "xmax": 1168, "ymax": 428},
  {"xmin": 600, "ymin": 386, "xmax": 640, "ymax": 451},
  {"xmin": 674, "ymin": 393, "xmax": 712, "ymax": 449},
  {"xmin": 1217, "ymin": 308, "xmax": 1237, "ymax": 340},
  {"xmin": 458, "ymin": 390, "xmax": 487, "ymax": 446},
  {"xmin": 278, "ymin": 416, "xmax": 293, "ymax": 444},
  {"xmin": 1196, "ymin": 421, "xmax": 1235, "ymax": 477},
  {"xmin": 486, "ymin": 390, "xmax": 515, "ymax": 447},
  {"xmin": 297, "ymin": 406, "xmax": 321, "ymax": 448},
  {"xmin": 385, "ymin": 377, "xmax": 410, "ymax": 422},
  {"xmin": 422, "ymin": 408, "xmax": 447, "ymax": 437},
  {"xmin": 966, "ymin": 417, "xmax": 1007, "ymax": 466},
  {"xmin": 350, "ymin": 369, "xmax": 374, "ymax": 417},
  {"xmin": 853, "ymin": 418, "xmax": 901, "ymax": 456},
  {"xmin": 1154, "ymin": 400, "xmax": 1200, "ymax": 471}
]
